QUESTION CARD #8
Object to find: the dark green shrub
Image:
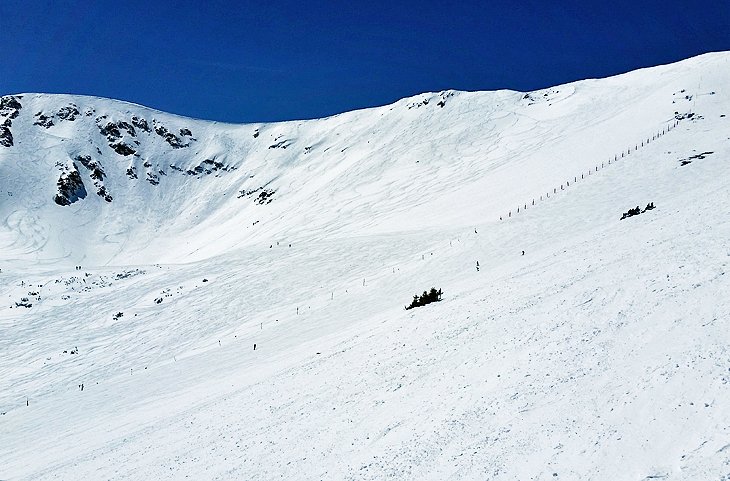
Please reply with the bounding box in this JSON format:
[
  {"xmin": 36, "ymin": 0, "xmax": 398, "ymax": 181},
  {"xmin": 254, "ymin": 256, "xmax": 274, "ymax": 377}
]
[{"xmin": 405, "ymin": 287, "xmax": 443, "ymax": 310}]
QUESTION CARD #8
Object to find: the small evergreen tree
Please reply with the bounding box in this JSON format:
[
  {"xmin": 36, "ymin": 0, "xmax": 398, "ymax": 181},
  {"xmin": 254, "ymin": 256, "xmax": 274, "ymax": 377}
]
[{"xmin": 405, "ymin": 287, "xmax": 443, "ymax": 310}]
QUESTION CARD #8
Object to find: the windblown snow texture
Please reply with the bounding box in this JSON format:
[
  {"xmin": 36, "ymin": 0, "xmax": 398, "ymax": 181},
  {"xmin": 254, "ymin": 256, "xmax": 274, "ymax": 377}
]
[{"xmin": 1, "ymin": 52, "xmax": 729, "ymax": 480}]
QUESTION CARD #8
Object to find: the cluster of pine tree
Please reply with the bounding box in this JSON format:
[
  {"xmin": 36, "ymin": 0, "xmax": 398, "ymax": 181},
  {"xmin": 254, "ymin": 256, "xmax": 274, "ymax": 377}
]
[{"xmin": 405, "ymin": 287, "xmax": 443, "ymax": 310}]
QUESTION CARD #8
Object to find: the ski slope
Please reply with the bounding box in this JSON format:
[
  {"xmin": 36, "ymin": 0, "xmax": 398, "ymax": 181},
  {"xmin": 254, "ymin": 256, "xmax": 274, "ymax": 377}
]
[{"xmin": 1, "ymin": 52, "xmax": 729, "ymax": 480}]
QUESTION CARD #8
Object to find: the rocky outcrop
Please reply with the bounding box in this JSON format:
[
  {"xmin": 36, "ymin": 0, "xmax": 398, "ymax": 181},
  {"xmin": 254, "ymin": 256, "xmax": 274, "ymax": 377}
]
[
  {"xmin": 0, "ymin": 95, "xmax": 22, "ymax": 147},
  {"xmin": 110, "ymin": 142, "xmax": 137, "ymax": 156},
  {"xmin": 256, "ymin": 189, "xmax": 275, "ymax": 204},
  {"xmin": 34, "ymin": 113, "xmax": 55, "ymax": 128},
  {"xmin": 7, "ymin": 96, "xmax": 236, "ymax": 201},
  {"xmin": 146, "ymin": 172, "xmax": 160, "ymax": 185},
  {"xmin": 98, "ymin": 118, "xmax": 137, "ymax": 140},
  {"xmin": 407, "ymin": 91, "xmax": 454, "ymax": 110},
  {"xmin": 95, "ymin": 116, "xmax": 194, "ymax": 156},
  {"xmin": 0, "ymin": 127, "xmax": 13, "ymax": 147},
  {"xmin": 97, "ymin": 118, "xmax": 139, "ymax": 156},
  {"xmin": 99, "ymin": 120, "xmax": 122, "ymax": 139},
  {"xmin": 34, "ymin": 103, "xmax": 81, "ymax": 128},
  {"xmin": 268, "ymin": 139, "xmax": 291, "ymax": 149},
  {"xmin": 177, "ymin": 158, "xmax": 236, "ymax": 177},
  {"xmin": 0, "ymin": 96, "xmax": 22, "ymax": 119},
  {"xmin": 56, "ymin": 104, "xmax": 80, "ymax": 121},
  {"xmin": 76, "ymin": 155, "xmax": 112, "ymax": 202},
  {"xmin": 131, "ymin": 116, "xmax": 150, "ymax": 132},
  {"xmin": 96, "ymin": 185, "xmax": 113, "ymax": 202},
  {"xmin": 54, "ymin": 164, "xmax": 87, "ymax": 206},
  {"xmin": 153, "ymin": 121, "xmax": 191, "ymax": 149}
]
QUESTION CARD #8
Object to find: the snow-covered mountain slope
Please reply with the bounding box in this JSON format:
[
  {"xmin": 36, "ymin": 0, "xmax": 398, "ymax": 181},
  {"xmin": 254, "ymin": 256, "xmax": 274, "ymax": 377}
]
[
  {"xmin": 1, "ymin": 52, "xmax": 729, "ymax": 480},
  {"xmin": 1, "ymin": 52, "xmax": 725, "ymax": 265}
]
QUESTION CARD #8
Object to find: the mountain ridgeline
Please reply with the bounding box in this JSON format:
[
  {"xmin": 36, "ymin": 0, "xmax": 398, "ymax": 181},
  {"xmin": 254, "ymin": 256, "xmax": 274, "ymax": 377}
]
[{"xmin": 0, "ymin": 52, "xmax": 727, "ymax": 264}]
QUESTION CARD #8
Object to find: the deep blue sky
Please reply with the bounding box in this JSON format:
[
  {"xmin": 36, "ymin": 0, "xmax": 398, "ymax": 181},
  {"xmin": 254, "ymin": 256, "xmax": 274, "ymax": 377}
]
[{"xmin": 1, "ymin": 0, "xmax": 728, "ymax": 123}]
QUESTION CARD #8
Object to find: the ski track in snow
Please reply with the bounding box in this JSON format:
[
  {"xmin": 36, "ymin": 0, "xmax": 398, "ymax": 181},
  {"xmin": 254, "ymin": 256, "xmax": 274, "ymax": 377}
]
[{"xmin": 1, "ymin": 52, "xmax": 729, "ymax": 480}]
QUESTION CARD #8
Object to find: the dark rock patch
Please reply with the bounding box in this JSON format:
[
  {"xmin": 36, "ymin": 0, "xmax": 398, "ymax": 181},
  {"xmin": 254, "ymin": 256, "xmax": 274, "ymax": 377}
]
[
  {"xmin": 238, "ymin": 186, "xmax": 275, "ymax": 204},
  {"xmin": 187, "ymin": 165, "xmax": 205, "ymax": 176},
  {"xmin": 408, "ymin": 91, "xmax": 453, "ymax": 109},
  {"xmin": 75, "ymin": 155, "xmax": 106, "ymax": 181},
  {"xmin": 56, "ymin": 104, "xmax": 80, "ymax": 121},
  {"xmin": 0, "ymin": 126, "xmax": 13, "ymax": 147},
  {"xmin": 110, "ymin": 142, "xmax": 136, "ymax": 156},
  {"xmin": 98, "ymin": 120, "xmax": 138, "ymax": 157},
  {"xmin": 34, "ymin": 113, "xmax": 55, "ymax": 128},
  {"xmin": 0, "ymin": 95, "xmax": 22, "ymax": 145},
  {"xmin": 153, "ymin": 122, "xmax": 189, "ymax": 149},
  {"xmin": 75, "ymin": 155, "xmax": 92, "ymax": 168},
  {"xmin": 0, "ymin": 96, "xmax": 22, "ymax": 119},
  {"xmin": 96, "ymin": 186, "xmax": 113, "ymax": 202},
  {"xmin": 176, "ymin": 158, "xmax": 234, "ymax": 177},
  {"xmin": 33, "ymin": 104, "xmax": 81, "ymax": 128},
  {"xmin": 126, "ymin": 166, "xmax": 138, "ymax": 179},
  {"xmin": 75, "ymin": 155, "xmax": 111, "ymax": 201},
  {"xmin": 268, "ymin": 140, "xmax": 291, "ymax": 149},
  {"xmin": 522, "ymin": 88, "xmax": 560, "ymax": 106},
  {"xmin": 99, "ymin": 121, "xmax": 121, "ymax": 140},
  {"xmin": 131, "ymin": 116, "xmax": 150, "ymax": 132},
  {"xmin": 256, "ymin": 189, "xmax": 275, "ymax": 204},
  {"xmin": 202, "ymin": 158, "xmax": 225, "ymax": 170},
  {"xmin": 54, "ymin": 166, "xmax": 87, "ymax": 206},
  {"xmin": 116, "ymin": 121, "xmax": 136, "ymax": 137}
]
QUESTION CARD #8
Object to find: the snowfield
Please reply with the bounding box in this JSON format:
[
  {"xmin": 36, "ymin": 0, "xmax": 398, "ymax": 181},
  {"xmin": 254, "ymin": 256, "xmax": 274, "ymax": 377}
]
[{"xmin": 1, "ymin": 52, "xmax": 729, "ymax": 480}]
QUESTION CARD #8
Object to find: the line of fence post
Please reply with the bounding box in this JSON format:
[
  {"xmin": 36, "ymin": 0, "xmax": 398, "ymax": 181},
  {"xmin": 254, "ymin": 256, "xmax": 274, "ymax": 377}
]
[{"xmin": 499, "ymin": 120, "xmax": 678, "ymax": 221}]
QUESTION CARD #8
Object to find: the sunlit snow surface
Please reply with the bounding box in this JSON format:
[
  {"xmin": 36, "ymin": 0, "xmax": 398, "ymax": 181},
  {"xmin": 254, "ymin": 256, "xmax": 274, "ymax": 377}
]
[{"xmin": 1, "ymin": 53, "xmax": 729, "ymax": 480}]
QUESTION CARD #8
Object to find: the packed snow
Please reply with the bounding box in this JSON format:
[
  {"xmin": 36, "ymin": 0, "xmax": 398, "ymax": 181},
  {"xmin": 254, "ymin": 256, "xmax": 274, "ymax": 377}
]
[{"xmin": 1, "ymin": 52, "xmax": 729, "ymax": 480}]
